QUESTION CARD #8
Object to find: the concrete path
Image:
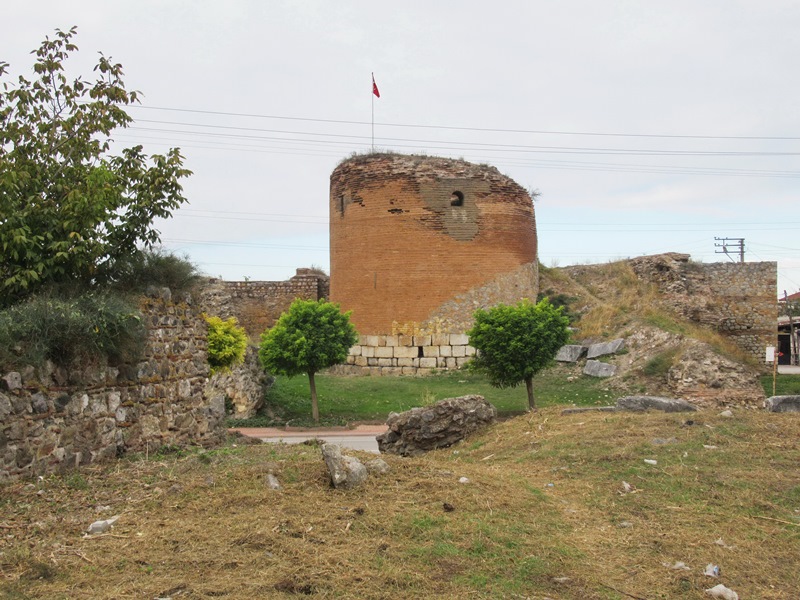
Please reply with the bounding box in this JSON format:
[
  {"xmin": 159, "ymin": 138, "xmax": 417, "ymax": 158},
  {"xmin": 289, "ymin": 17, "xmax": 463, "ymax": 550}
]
[
  {"xmin": 778, "ymin": 365, "xmax": 800, "ymax": 375},
  {"xmin": 230, "ymin": 424, "xmax": 388, "ymax": 453}
]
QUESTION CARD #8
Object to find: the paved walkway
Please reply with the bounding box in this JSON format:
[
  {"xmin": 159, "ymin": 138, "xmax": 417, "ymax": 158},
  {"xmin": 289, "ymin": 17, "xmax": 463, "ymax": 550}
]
[
  {"xmin": 778, "ymin": 365, "xmax": 800, "ymax": 375},
  {"xmin": 231, "ymin": 424, "xmax": 388, "ymax": 453}
]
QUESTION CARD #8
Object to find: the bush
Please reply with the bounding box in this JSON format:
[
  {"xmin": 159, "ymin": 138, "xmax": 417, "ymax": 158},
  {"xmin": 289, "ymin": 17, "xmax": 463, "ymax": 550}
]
[
  {"xmin": 0, "ymin": 292, "xmax": 146, "ymax": 370},
  {"xmin": 205, "ymin": 315, "xmax": 248, "ymax": 374},
  {"xmin": 642, "ymin": 348, "xmax": 680, "ymax": 378},
  {"xmin": 110, "ymin": 248, "xmax": 202, "ymax": 295}
]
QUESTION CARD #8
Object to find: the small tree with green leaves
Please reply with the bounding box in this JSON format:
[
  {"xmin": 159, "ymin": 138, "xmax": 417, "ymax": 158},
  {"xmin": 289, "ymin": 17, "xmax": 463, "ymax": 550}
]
[
  {"xmin": 467, "ymin": 298, "xmax": 570, "ymax": 411},
  {"xmin": 259, "ymin": 299, "xmax": 358, "ymax": 423}
]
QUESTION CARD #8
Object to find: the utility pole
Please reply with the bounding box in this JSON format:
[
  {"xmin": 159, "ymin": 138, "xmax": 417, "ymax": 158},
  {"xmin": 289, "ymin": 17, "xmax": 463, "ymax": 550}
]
[{"xmin": 714, "ymin": 237, "xmax": 745, "ymax": 263}]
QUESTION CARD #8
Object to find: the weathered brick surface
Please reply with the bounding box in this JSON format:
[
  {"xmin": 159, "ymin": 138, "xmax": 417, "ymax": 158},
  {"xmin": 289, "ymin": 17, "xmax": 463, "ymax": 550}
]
[{"xmin": 330, "ymin": 154, "xmax": 538, "ymax": 336}]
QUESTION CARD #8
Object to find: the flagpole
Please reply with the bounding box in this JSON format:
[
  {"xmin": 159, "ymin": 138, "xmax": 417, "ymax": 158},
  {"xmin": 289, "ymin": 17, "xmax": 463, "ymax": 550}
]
[{"xmin": 371, "ymin": 72, "xmax": 375, "ymax": 152}]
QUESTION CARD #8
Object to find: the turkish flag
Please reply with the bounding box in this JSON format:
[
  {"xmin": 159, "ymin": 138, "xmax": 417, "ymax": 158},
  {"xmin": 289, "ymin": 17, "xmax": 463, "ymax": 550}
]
[{"xmin": 372, "ymin": 74, "xmax": 380, "ymax": 98}]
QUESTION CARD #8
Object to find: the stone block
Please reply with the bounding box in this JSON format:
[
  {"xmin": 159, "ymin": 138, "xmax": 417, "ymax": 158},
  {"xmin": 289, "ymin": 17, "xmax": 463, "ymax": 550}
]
[
  {"xmin": 384, "ymin": 335, "xmax": 399, "ymax": 347},
  {"xmin": 432, "ymin": 333, "xmax": 449, "ymax": 346},
  {"xmin": 397, "ymin": 358, "xmax": 414, "ymax": 367},
  {"xmin": 414, "ymin": 335, "xmax": 431, "ymax": 346},
  {"xmin": 398, "ymin": 334, "xmax": 414, "ymax": 347},
  {"xmin": 456, "ymin": 357, "xmax": 470, "ymax": 368},
  {"xmin": 439, "ymin": 345, "xmax": 453, "ymax": 357},
  {"xmin": 377, "ymin": 358, "xmax": 393, "ymax": 367},
  {"xmin": 419, "ymin": 358, "xmax": 437, "ymax": 368},
  {"xmin": 445, "ymin": 357, "xmax": 457, "ymax": 369},
  {"xmin": 364, "ymin": 335, "xmax": 380, "ymax": 347},
  {"xmin": 375, "ymin": 346, "xmax": 394, "ymax": 358},
  {"xmin": 465, "ymin": 346, "xmax": 476, "ymax": 356},
  {"xmin": 346, "ymin": 355, "xmax": 355, "ymax": 365},
  {"xmin": 555, "ymin": 345, "xmax": 586, "ymax": 362},
  {"xmin": 449, "ymin": 333, "xmax": 469, "ymax": 346},
  {"xmin": 416, "ymin": 368, "xmax": 434, "ymax": 376},
  {"xmin": 583, "ymin": 360, "xmax": 617, "ymax": 378},
  {"xmin": 452, "ymin": 345, "xmax": 466, "ymax": 357},
  {"xmin": 587, "ymin": 339, "xmax": 626, "ymax": 359},
  {"xmin": 436, "ymin": 357, "xmax": 448, "ymax": 368},
  {"xmin": 394, "ymin": 346, "xmax": 418, "ymax": 359},
  {"xmin": 354, "ymin": 356, "xmax": 368, "ymax": 367},
  {"xmin": 362, "ymin": 346, "xmax": 375, "ymax": 358},
  {"xmin": 368, "ymin": 358, "xmax": 378, "ymax": 366},
  {"xmin": 422, "ymin": 346, "xmax": 440, "ymax": 358},
  {"xmin": 381, "ymin": 367, "xmax": 402, "ymax": 376},
  {"xmin": 401, "ymin": 367, "xmax": 418, "ymax": 375},
  {"xmin": 765, "ymin": 395, "xmax": 800, "ymax": 412},
  {"xmin": 616, "ymin": 396, "xmax": 697, "ymax": 412},
  {"xmin": 349, "ymin": 345, "xmax": 362, "ymax": 356}
]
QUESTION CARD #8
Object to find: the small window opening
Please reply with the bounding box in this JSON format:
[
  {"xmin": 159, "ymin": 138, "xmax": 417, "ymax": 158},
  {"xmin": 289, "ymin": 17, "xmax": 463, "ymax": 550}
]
[
  {"xmin": 417, "ymin": 346, "xmax": 424, "ymax": 358},
  {"xmin": 450, "ymin": 190, "xmax": 464, "ymax": 206}
]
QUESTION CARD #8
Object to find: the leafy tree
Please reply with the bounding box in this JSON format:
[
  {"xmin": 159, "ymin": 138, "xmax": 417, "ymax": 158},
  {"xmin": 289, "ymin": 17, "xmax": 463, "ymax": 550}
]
[
  {"xmin": 467, "ymin": 298, "xmax": 570, "ymax": 411},
  {"xmin": 259, "ymin": 299, "xmax": 358, "ymax": 423},
  {"xmin": 0, "ymin": 27, "xmax": 191, "ymax": 307},
  {"xmin": 205, "ymin": 315, "xmax": 248, "ymax": 374}
]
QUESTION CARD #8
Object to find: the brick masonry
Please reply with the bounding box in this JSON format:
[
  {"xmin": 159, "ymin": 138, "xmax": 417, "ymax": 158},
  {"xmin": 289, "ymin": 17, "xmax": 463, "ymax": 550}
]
[{"xmin": 329, "ymin": 154, "xmax": 539, "ymax": 337}]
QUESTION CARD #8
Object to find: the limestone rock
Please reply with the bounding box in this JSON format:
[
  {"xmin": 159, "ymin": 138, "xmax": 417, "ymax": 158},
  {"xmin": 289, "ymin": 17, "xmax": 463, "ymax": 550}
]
[
  {"xmin": 365, "ymin": 458, "xmax": 390, "ymax": 475},
  {"xmin": 2, "ymin": 372, "xmax": 22, "ymax": 392},
  {"xmin": 617, "ymin": 396, "xmax": 697, "ymax": 412},
  {"xmin": 587, "ymin": 339, "xmax": 625, "ymax": 359},
  {"xmin": 583, "ymin": 360, "xmax": 617, "ymax": 378},
  {"xmin": 265, "ymin": 473, "xmax": 282, "ymax": 490},
  {"xmin": 555, "ymin": 345, "xmax": 586, "ymax": 362},
  {"xmin": 206, "ymin": 346, "xmax": 270, "ymax": 419},
  {"xmin": 765, "ymin": 395, "xmax": 800, "ymax": 413},
  {"xmin": 321, "ymin": 444, "xmax": 368, "ymax": 489},
  {"xmin": 376, "ymin": 395, "xmax": 496, "ymax": 456}
]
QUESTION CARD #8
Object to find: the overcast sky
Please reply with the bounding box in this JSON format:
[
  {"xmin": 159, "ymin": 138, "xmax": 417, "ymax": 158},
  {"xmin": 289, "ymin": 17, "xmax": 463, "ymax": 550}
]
[{"xmin": 3, "ymin": 1, "xmax": 798, "ymax": 296}]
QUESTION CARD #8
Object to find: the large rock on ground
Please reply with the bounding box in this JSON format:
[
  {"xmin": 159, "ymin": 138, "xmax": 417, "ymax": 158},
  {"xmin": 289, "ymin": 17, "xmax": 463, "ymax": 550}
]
[
  {"xmin": 587, "ymin": 339, "xmax": 625, "ymax": 359},
  {"xmin": 765, "ymin": 396, "xmax": 800, "ymax": 413},
  {"xmin": 555, "ymin": 345, "xmax": 586, "ymax": 362},
  {"xmin": 617, "ymin": 396, "xmax": 697, "ymax": 412},
  {"xmin": 321, "ymin": 444, "xmax": 368, "ymax": 489},
  {"xmin": 583, "ymin": 360, "xmax": 617, "ymax": 377},
  {"xmin": 376, "ymin": 395, "xmax": 496, "ymax": 456}
]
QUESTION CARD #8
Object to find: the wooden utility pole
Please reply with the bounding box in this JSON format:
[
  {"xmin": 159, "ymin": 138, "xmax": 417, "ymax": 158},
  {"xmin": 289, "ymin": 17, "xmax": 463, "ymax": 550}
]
[{"xmin": 714, "ymin": 237, "xmax": 745, "ymax": 262}]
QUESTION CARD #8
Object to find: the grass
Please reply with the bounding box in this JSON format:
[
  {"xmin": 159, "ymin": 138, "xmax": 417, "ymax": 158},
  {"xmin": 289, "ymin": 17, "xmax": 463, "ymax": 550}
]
[
  {"xmin": 2, "ymin": 408, "xmax": 799, "ymax": 599},
  {"xmin": 761, "ymin": 374, "xmax": 800, "ymax": 397},
  {"xmin": 230, "ymin": 367, "xmax": 626, "ymax": 427}
]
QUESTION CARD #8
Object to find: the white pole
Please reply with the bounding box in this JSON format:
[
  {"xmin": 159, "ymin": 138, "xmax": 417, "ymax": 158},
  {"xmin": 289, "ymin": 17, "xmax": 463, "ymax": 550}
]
[{"xmin": 371, "ymin": 72, "xmax": 375, "ymax": 152}]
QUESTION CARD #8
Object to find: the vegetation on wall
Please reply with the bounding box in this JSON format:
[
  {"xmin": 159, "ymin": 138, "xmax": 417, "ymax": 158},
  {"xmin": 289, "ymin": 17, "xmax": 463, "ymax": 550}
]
[{"xmin": 205, "ymin": 315, "xmax": 248, "ymax": 374}]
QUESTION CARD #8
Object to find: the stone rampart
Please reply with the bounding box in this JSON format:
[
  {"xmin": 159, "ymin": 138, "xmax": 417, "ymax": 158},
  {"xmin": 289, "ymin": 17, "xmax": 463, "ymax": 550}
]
[{"xmin": 0, "ymin": 289, "xmax": 225, "ymax": 481}]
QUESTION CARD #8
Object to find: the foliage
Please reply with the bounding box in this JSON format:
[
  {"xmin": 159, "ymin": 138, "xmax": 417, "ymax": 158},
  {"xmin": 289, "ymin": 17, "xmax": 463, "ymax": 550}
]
[
  {"xmin": 259, "ymin": 299, "xmax": 358, "ymax": 422},
  {"xmin": 537, "ymin": 288, "xmax": 577, "ymax": 323},
  {"xmin": 204, "ymin": 315, "xmax": 248, "ymax": 374},
  {"xmin": 0, "ymin": 291, "xmax": 145, "ymax": 369},
  {"xmin": 0, "ymin": 27, "xmax": 191, "ymax": 307},
  {"xmin": 111, "ymin": 248, "xmax": 201, "ymax": 294},
  {"xmin": 467, "ymin": 298, "xmax": 570, "ymax": 411},
  {"xmin": 642, "ymin": 348, "xmax": 680, "ymax": 378}
]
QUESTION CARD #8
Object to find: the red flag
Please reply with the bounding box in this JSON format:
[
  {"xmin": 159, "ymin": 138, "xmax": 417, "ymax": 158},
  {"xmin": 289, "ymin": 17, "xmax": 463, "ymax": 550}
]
[{"xmin": 372, "ymin": 74, "xmax": 380, "ymax": 98}]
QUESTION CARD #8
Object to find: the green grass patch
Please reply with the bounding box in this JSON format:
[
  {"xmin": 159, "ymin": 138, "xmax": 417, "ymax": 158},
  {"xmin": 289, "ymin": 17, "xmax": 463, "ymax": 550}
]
[
  {"xmin": 761, "ymin": 374, "xmax": 800, "ymax": 396},
  {"xmin": 230, "ymin": 367, "xmax": 627, "ymax": 427}
]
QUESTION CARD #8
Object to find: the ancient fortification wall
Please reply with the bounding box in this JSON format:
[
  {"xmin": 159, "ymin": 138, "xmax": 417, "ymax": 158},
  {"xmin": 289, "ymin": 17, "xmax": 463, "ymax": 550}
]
[
  {"xmin": 629, "ymin": 253, "xmax": 776, "ymax": 360},
  {"xmin": 199, "ymin": 269, "xmax": 329, "ymax": 337},
  {"xmin": 329, "ymin": 154, "xmax": 539, "ymax": 343},
  {"xmin": 0, "ymin": 289, "xmax": 225, "ymax": 481}
]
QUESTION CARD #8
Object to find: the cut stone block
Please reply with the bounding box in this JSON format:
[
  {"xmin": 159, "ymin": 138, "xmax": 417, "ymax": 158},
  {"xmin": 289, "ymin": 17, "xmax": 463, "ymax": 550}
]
[
  {"xmin": 465, "ymin": 346, "xmax": 476, "ymax": 356},
  {"xmin": 587, "ymin": 339, "xmax": 625, "ymax": 359},
  {"xmin": 398, "ymin": 334, "xmax": 414, "ymax": 347},
  {"xmin": 765, "ymin": 395, "xmax": 800, "ymax": 412},
  {"xmin": 397, "ymin": 358, "xmax": 414, "ymax": 367},
  {"xmin": 394, "ymin": 346, "xmax": 418, "ymax": 359},
  {"xmin": 555, "ymin": 345, "xmax": 586, "ymax": 362},
  {"xmin": 362, "ymin": 346, "xmax": 375, "ymax": 358},
  {"xmin": 367, "ymin": 358, "xmax": 378, "ymax": 366},
  {"xmin": 413, "ymin": 335, "xmax": 431, "ymax": 346},
  {"xmin": 375, "ymin": 346, "xmax": 394, "ymax": 358},
  {"xmin": 616, "ymin": 396, "xmax": 697, "ymax": 412},
  {"xmin": 439, "ymin": 345, "xmax": 453, "ymax": 357},
  {"xmin": 348, "ymin": 345, "xmax": 362, "ymax": 356},
  {"xmin": 445, "ymin": 357, "xmax": 457, "ymax": 369},
  {"xmin": 384, "ymin": 335, "xmax": 399, "ymax": 347},
  {"xmin": 449, "ymin": 333, "xmax": 469, "ymax": 346},
  {"xmin": 583, "ymin": 360, "xmax": 617, "ymax": 377},
  {"xmin": 377, "ymin": 358, "xmax": 393, "ymax": 367},
  {"xmin": 364, "ymin": 335, "xmax": 380, "ymax": 347},
  {"xmin": 354, "ymin": 356, "xmax": 368, "ymax": 367},
  {"xmin": 422, "ymin": 346, "xmax": 440, "ymax": 358},
  {"xmin": 419, "ymin": 358, "xmax": 437, "ymax": 368},
  {"xmin": 432, "ymin": 333, "xmax": 449, "ymax": 346},
  {"xmin": 452, "ymin": 345, "xmax": 466, "ymax": 357}
]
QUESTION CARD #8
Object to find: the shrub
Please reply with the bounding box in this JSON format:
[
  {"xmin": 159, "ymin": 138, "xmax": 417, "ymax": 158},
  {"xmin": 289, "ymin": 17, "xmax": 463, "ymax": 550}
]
[
  {"xmin": 642, "ymin": 348, "xmax": 680, "ymax": 378},
  {"xmin": 0, "ymin": 292, "xmax": 145, "ymax": 370},
  {"xmin": 205, "ymin": 315, "xmax": 248, "ymax": 374},
  {"xmin": 111, "ymin": 248, "xmax": 202, "ymax": 295}
]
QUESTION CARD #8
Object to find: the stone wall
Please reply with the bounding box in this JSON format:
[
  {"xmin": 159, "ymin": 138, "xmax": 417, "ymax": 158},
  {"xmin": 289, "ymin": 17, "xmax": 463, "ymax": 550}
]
[
  {"xmin": 329, "ymin": 154, "xmax": 538, "ymax": 336},
  {"xmin": 333, "ymin": 333, "xmax": 476, "ymax": 376},
  {"xmin": 629, "ymin": 253, "xmax": 777, "ymax": 360},
  {"xmin": 199, "ymin": 268, "xmax": 329, "ymax": 337},
  {"xmin": 0, "ymin": 289, "xmax": 225, "ymax": 481}
]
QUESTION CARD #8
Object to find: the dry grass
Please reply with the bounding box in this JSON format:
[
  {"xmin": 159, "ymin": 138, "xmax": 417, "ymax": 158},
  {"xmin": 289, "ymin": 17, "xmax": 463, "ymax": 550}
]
[{"xmin": 2, "ymin": 409, "xmax": 799, "ymax": 599}]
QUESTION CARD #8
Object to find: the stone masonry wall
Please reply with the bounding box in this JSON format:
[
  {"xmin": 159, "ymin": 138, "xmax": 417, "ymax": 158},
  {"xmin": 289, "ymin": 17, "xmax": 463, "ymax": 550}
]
[
  {"xmin": 332, "ymin": 333, "xmax": 477, "ymax": 376},
  {"xmin": 199, "ymin": 268, "xmax": 329, "ymax": 337},
  {"xmin": 629, "ymin": 253, "xmax": 776, "ymax": 361},
  {"xmin": 0, "ymin": 288, "xmax": 225, "ymax": 481}
]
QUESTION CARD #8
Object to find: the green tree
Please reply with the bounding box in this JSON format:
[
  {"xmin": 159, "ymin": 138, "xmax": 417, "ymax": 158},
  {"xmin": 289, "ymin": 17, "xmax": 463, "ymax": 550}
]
[
  {"xmin": 467, "ymin": 298, "xmax": 570, "ymax": 411},
  {"xmin": 259, "ymin": 299, "xmax": 358, "ymax": 423},
  {"xmin": 0, "ymin": 27, "xmax": 191, "ymax": 307}
]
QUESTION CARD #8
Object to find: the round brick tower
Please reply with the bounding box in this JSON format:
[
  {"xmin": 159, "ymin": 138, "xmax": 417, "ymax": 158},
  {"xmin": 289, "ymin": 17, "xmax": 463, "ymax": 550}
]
[{"xmin": 329, "ymin": 154, "xmax": 538, "ymax": 336}]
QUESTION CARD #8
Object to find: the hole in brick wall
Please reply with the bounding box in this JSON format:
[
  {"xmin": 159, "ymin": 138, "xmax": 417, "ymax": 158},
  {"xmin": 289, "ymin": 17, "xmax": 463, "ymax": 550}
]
[
  {"xmin": 417, "ymin": 346, "xmax": 424, "ymax": 358},
  {"xmin": 339, "ymin": 195, "xmax": 345, "ymax": 215},
  {"xmin": 450, "ymin": 190, "xmax": 464, "ymax": 206},
  {"xmin": 388, "ymin": 208, "xmax": 403, "ymax": 214}
]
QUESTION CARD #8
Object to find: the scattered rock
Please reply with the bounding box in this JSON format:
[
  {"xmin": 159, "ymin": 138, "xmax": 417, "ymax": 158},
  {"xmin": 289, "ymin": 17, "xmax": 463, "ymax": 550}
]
[
  {"xmin": 376, "ymin": 395, "xmax": 496, "ymax": 456},
  {"xmin": 555, "ymin": 345, "xmax": 586, "ymax": 362},
  {"xmin": 618, "ymin": 521, "xmax": 633, "ymax": 528},
  {"xmin": 321, "ymin": 444, "xmax": 367, "ymax": 489},
  {"xmin": 715, "ymin": 538, "xmax": 735, "ymax": 550},
  {"xmin": 617, "ymin": 396, "xmax": 697, "ymax": 412},
  {"xmin": 705, "ymin": 583, "xmax": 739, "ymax": 600},
  {"xmin": 442, "ymin": 502, "xmax": 455, "ymax": 512},
  {"xmin": 458, "ymin": 477, "xmax": 470, "ymax": 484},
  {"xmin": 87, "ymin": 515, "xmax": 119, "ymax": 535},
  {"xmin": 652, "ymin": 437, "xmax": 678, "ymax": 445},
  {"xmin": 365, "ymin": 458, "xmax": 390, "ymax": 475},
  {"xmin": 586, "ymin": 339, "xmax": 625, "ymax": 359},
  {"xmin": 265, "ymin": 474, "xmax": 281, "ymax": 490},
  {"xmin": 765, "ymin": 395, "xmax": 800, "ymax": 413},
  {"xmin": 644, "ymin": 459, "xmax": 658, "ymax": 465},
  {"xmin": 552, "ymin": 576, "xmax": 572, "ymax": 584},
  {"xmin": 719, "ymin": 409, "xmax": 734, "ymax": 418},
  {"xmin": 663, "ymin": 561, "xmax": 691, "ymax": 571},
  {"xmin": 704, "ymin": 563, "xmax": 720, "ymax": 578},
  {"xmin": 583, "ymin": 360, "xmax": 617, "ymax": 378},
  {"xmin": 1, "ymin": 372, "xmax": 22, "ymax": 392}
]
